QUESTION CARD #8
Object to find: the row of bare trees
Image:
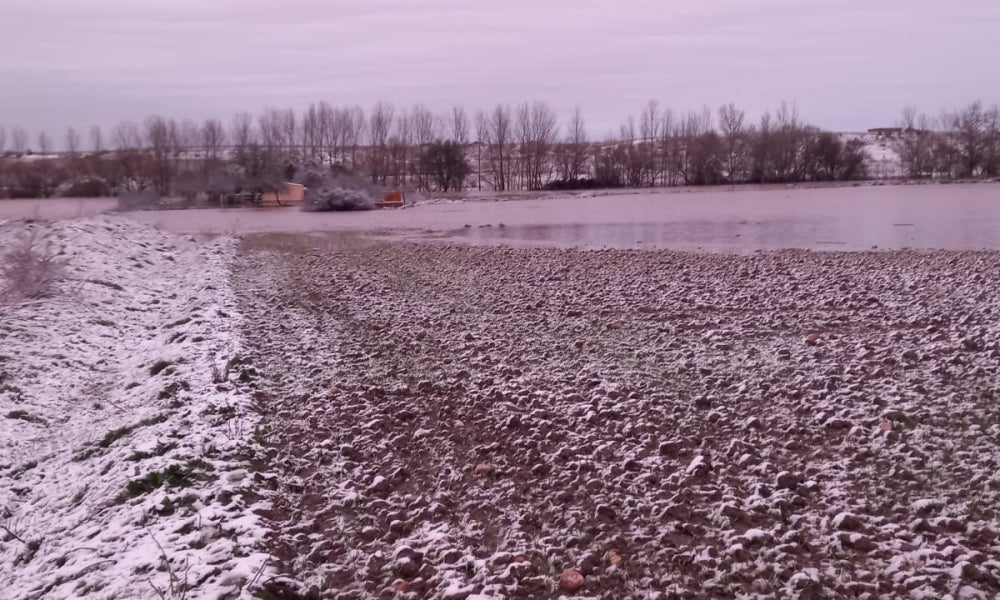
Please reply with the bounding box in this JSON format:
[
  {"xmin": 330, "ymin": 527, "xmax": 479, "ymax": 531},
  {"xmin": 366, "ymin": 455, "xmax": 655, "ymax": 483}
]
[
  {"xmin": 592, "ymin": 101, "xmax": 873, "ymax": 187},
  {"xmin": 897, "ymin": 102, "xmax": 1000, "ymax": 178},
  {"xmin": 2, "ymin": 100, "xmax": 998, "ymax": 198}
]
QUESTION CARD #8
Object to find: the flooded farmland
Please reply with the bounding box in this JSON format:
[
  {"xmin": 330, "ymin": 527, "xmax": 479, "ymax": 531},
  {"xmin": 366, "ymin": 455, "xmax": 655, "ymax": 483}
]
[
  {"xmin": 141, "ymin": 183, "xmax": 1000, "ymax": 251},
  {"xmin": 4, "ymin": 183, "xmax": 999, "ymax": 251}
]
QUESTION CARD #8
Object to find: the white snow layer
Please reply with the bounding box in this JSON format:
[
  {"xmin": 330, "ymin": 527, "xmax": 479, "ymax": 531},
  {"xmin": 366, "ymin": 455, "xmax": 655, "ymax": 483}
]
[{"xmin": 0, "ymin": 217, "xmax": 270, "ymax": 599}]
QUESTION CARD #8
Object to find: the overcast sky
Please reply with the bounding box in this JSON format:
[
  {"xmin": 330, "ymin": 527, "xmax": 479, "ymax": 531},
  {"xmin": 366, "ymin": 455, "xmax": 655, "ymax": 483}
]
[{"xmin": 2, "ymin": 0, "xmax": 999, "ymax": 147}]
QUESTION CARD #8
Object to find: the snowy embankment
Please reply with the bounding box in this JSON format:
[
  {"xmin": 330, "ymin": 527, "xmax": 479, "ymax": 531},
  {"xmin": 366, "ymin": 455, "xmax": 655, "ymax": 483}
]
[{"xmin": 0, "ymin": 217, "xmax": 269, "ymax": 599}]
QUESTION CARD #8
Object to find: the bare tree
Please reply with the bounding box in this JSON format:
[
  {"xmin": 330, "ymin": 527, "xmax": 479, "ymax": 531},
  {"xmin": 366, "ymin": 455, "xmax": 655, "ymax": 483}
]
[
  {"xmin": 593, "ymin": 129, "xmax": 626, "ymax": 188},
  {"xmin": 11, "ymin": 127, "xmax": 28, "ymax": 153},
  {"xmin": 167, "ymin": 117, "xmax": 229, "ymax": 203},
  {"xmin": 369, "ymin": 102, "xmax": 394, "ymax": 146},
  {"xmin": 106, "ymin": 121, "xmax": 149, "ymax": 190},
  {"xmin": 65, "ymin": 127, "xmax": 81, "ymax": 155},
  {"xmin": 201, "ymin": 119, "xmax": 226, "ymax": 159},
  {"xmin": 301, "ymin": 103, "xmax": 321, "ymax": 163},
  {"xmin": 556, "ymin": 105, "xmax": 589, "ymax": 182},
  {"xmin": 746, "ymin": 104, "xmax": 826, "ymax": 183},
  {"xmin": 475, "ymin": 109, "xmax": 487, "ymax": 190},
  {"xmin": 516, "ymin": 101, "xmax": 557, "ymax": 190},
  {"xmin": 32, "ymin": 132, "xmax": 56, "ymax": 196},
  {"xmin": 329, "ymin": 105, "xmax": 352, "ymax": 166},
  {"xmin": 410, "ymin": 104, "xmax": 438, "ymax": 147},
  {"xmin": 112, "ymin": 121, "xmax": 143, "ymax": 150},
  {"xmin": 451, "ymin": 106, "xmax": 470, "ymax": 145},
  {"xmin": 950, "ymin": 101, "xmax": 990, "ymax": 177},
  {"xmin": 639, "ymin": 100, "xmax": 661, "ymax": 185},
  {"xmin": 479, "ymin": 104, "xmax": 515, "ymax": 191},
  {"xmin": 145, "ymin": 116, "xmax": 175, "ymax": 193},
  {"xmin": 901, "ymin": 106, "xmax": 919, "ymax": 131},
  {"xmin": 368, "ymin": 101, "xmax": 394, "ymax": 183},
  {"xmin": 409, "ymin": 104, "xmax": 437, "ymax": 189},
  {"xmin": 90, "ymin": 125, "xmax": 104, "ymax": 152},
  {"xmin": 772, "ymin": 102, "xmax": 805, "ymax": 181},
  {"xmin": 0, "ymin": 126, "xmax": 7, "ymax": 199},
  {"xmin": 177, "ymin": 119, "xmax": 199, "ymax": 151},
  {"xmin": 751, "ymin": 111, "xmax": 772, "ymax": 183},
  {"xmin": 985, "ymin": 104, "xmax": 1000, "ymax": 176},
  {"xmin": 618, "ymin": 114, "xmax": 644, "ymax": 186},
  {"xmin": 257, "ymin": 108, "xmax": 285, "ymax": 159},
  {"xmin": 678, "ymin": 108, "xmax": 721, "ymax": 185},
  {"xmin": 193, "ymin": 117, "xmax": 229, "ymax": 200},
  {"xmin": 252, "ymin": 107, "xmax": 295, "ymax": 168},
  {"xmin": 388, "ymin": 106, "xmax": 410, "ymax": 186},
  {"xmin": 658, "ymin": 108, "xmax": 677, "ymax": 185},
  {"xmin": 280, "ymin": 108, "xmax": 296, "ymax": 159},
  {"xmin": 200, "ymin": 118, "xmax": 226, "ymax": 172},
  {"xmin": 345, "ymin": 105, "xmax": 366, "ymax": 170},
  {"xmin": 38, "ymin": 132, "xmax": 52, "ymax": 155},
  {"xmin": 231, "ymin": 110, "xmax": 280, "ymax": 191},
  {"xmin": 421, "ymin": 141, "xmax": 471, "ymax": 192},
  {"xmin": 718, "ymin": 103, "xmax": 749, "ymax": 183},
  {"xmin": 515, "ymin": 103, "xmax": 531, "ymax": 188},
  {"xmin": 898, "ymin": 106, "xmax": 935, "ymax": 178},
  {"xmin": 231, "ymin": 111, "xmax": 255, "ymax": 157},
  {"xmin": 803, "ymin": 131, "xmax": 842, "ymax": 181},
  {"xmin": 317, "ymin": 102, "xmax": 337, "ymax": 164}
]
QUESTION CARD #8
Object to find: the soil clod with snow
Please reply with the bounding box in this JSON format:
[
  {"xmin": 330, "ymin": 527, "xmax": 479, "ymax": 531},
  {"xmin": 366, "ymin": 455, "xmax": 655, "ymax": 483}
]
[{"xmin": 234, "ymin": 235, "xmax": 1000, "ymax": 599}]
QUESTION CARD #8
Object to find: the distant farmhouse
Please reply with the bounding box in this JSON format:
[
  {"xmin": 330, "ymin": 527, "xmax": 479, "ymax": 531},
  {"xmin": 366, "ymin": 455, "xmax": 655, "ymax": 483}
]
[{"xmin": 867, "ymin": 127, "xmax": 905, "ymax": 139}]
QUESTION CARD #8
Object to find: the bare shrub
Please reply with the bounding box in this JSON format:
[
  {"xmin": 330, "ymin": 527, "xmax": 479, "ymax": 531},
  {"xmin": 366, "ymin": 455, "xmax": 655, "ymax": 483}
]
[
  {"xmin": 300, "ymin": 167, "xmax": 377, "ymax": 212},
  {"xmin": 209, "ymin": 353, "xmax": 232, "ymax": 384},
  {"xmin": 1, "ymin": 229, "xmax": 68, "ymax": 301},
  {"xmin": 146, "ymin": 529, "xmax": 191, "ymax": 600}
]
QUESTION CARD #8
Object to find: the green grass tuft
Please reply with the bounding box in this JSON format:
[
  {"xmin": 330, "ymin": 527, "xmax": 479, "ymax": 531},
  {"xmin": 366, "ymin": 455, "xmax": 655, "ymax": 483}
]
[
  {"xmin": 129, "ymin": 441, "xmax": 177, "ymax": 461},
  {"xmin": 116, "ymin": 460, "xmax": 212, "ymax": 503},
  {"xmin": 149, "ymin": 360, "xmax": 172, "ymax": 376},
  {"xmin": 157, "ymin": 380, "xmax": 190, "ymax": 401},
  {"xmin": 5, "ymin": 410, "xmax": 47, "ymax": 425},
  {"xmin": 74, "ymin": 414, "xmax": 168, "ymax": 461},
  {"xmin": 87, "ymin": 279, "xmax": 124, "ymax": 291},
  {"xmin": 98, "ymin": 414, "xmax": 167, "ymax": 448}
]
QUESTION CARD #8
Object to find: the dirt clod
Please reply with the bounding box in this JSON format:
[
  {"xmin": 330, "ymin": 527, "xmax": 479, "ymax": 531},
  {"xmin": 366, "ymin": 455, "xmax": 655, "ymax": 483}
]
[{"xmin": 559, "ymin": 569, "xmax": 584, "ymax": 592}]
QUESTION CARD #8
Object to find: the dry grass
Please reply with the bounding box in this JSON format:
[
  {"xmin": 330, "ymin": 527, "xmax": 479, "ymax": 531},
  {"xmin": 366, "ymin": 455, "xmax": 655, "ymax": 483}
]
[{"xmin": 1, "ymin": 229, "xmax": 68, "ymax": 302}]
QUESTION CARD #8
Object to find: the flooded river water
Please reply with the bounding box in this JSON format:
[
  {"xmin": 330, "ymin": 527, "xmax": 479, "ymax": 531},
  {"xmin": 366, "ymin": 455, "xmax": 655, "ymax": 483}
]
[{"xmin": 4, "ymin": 184, "xmax": 999, "ymax": 251}]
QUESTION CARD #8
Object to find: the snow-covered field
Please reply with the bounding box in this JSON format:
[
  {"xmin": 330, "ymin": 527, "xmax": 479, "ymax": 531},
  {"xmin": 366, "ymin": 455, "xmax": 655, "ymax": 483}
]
[
  {"xmin": 4, "ymin": 209, "xmax": 1000, "ymax": 599},
  {"xmin": 234, "ymin": 235, "xmax": 1000, "ymax": 599},
  {"xmin": 0, "ymin": 217, "xmax": 269, "ymax": 599}
]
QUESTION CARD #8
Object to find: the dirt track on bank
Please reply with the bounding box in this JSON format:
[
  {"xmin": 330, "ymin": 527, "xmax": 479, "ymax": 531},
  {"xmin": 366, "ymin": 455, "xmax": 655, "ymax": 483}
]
[{"xmin": 234, "ymin": 234, "xmax": 1000, "ymax": 599}]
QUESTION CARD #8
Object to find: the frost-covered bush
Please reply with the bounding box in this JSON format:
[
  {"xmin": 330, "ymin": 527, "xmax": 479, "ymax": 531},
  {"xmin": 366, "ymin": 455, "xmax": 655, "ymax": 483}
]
[{"xmin": 300, "ymin": 168, "xmax": 377, "ymax": 212}]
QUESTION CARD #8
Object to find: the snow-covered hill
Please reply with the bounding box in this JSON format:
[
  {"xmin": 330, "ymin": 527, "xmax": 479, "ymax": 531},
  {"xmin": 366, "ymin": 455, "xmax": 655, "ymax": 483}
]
[{"xmin": 840, "ymin": 132, "xmax": 904, "ymax": 179}]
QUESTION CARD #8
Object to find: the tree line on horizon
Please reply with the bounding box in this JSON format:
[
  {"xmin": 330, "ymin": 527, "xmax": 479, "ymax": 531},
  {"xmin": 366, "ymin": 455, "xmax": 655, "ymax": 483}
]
[{"xmin": 0, "ymin": 100, "xmax": 997, "ymax": 199}]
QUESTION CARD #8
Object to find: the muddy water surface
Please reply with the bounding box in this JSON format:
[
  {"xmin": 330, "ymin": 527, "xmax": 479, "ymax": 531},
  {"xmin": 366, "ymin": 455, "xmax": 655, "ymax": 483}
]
[
  {"xmin": 7, "ymin": 184, "xmax": 1000, "ymax": 250},
  {"xmin": 0, "ymin": 197, "xmax": 118, "ymax": 220}
]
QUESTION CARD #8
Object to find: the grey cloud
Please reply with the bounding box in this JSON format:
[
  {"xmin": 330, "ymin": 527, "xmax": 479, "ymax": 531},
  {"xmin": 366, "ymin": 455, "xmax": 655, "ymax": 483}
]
[{"xmin": 1, "ymin": 0, "xmax": 998, "ymax": 145}]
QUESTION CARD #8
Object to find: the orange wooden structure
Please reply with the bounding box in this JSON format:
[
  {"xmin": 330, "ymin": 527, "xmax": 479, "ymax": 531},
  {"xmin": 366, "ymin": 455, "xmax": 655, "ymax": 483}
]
[{"xmin": 376, "ymin": 190, "xmax": 405, "ymax": 208}]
